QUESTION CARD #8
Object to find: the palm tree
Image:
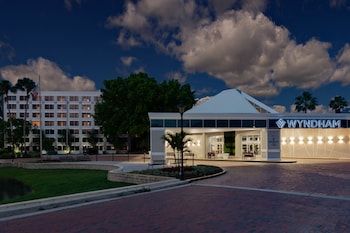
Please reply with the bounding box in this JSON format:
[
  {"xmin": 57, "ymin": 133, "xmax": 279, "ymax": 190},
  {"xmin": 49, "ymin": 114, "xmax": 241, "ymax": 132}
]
[
  {"xmin": 15, "ymin": 77, "xmax": 36, "ymax": 155},
  {"xmin": 162, "ymin": 131, "xmax": 191, "ymax": 166},
  {"xmin": 294, "ymin": 91, "xmax": 318, "ymax": 113},
  {"xmin": 0, "ymin": 80, "xmax": 18, "ymax": 152},
  {"xmin": 329, "ymin": 96, "xmax": 348, "ymax": 113}
]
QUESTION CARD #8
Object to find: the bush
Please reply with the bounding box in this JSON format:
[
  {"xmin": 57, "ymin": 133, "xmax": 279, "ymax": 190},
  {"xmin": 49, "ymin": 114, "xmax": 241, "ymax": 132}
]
[{"xmin": 132, "ymin": 164, "xmax": 223, "ymax": 179}]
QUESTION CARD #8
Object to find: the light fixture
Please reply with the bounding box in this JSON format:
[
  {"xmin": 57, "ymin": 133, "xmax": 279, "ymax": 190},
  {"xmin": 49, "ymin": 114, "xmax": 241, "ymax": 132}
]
[
  {"xmin": 290, "ymin": 137, "xmax": 295, "ymax": 145},
  {"xmin": 307, "ymin": 136, "xmax": 313, "ymax": 144},
  {"xmin": 298, "ymin": 137, "xmax": 304, "ymax": 144}
]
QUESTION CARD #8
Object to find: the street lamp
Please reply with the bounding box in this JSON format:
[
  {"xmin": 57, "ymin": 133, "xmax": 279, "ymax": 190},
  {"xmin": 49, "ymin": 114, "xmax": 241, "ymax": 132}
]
[{"xmin": 178, "ymin": 102, "xmax": 185, "ymax": 180}]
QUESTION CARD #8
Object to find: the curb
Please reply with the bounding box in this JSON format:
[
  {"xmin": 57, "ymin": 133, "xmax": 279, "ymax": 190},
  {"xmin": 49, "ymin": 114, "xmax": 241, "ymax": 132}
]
[{"xmin": 0, "ymin": 178, "xmax": 188, "ymax": 220}]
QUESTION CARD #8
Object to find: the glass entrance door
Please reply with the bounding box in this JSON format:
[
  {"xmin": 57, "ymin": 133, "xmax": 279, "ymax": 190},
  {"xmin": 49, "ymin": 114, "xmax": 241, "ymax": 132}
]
[{"xmin": 242, "ymin": 135, "xmax": 261, "ymax": 156}]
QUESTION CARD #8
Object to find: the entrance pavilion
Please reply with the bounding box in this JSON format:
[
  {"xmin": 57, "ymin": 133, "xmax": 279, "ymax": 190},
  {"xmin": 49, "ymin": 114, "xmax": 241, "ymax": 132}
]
[{"xmin": 148, "ymin": 89, "xmax": 350, "ymax": 164}]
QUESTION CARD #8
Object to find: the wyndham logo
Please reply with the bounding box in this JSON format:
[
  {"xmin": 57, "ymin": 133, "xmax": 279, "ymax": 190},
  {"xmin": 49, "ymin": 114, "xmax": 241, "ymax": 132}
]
[
  {"xmin": 276, "ymin": 119, "xmax": 341, "ymax": 129},
  {"xmin": 276, "ymin": 119, "xmax": 286, "ymax": 128}
]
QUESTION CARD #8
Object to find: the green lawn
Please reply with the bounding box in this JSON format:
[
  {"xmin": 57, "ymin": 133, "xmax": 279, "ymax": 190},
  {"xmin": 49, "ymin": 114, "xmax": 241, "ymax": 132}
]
[{"xmin": 0, "ymin": 167, "xmax": 133, "ymax": 204}]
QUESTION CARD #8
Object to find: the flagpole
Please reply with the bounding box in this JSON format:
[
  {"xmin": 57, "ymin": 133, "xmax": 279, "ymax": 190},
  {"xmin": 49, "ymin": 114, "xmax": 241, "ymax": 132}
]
[{"xmin": 39, "ymin": 76, "xmax": 43, "ymax": 159}]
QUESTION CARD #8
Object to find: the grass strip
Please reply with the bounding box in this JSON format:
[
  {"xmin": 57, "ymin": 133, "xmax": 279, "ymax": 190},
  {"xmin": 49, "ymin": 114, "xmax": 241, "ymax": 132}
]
[{"xmin": 0, "ymin": 167, "xmax": 133, "ymax": 204}]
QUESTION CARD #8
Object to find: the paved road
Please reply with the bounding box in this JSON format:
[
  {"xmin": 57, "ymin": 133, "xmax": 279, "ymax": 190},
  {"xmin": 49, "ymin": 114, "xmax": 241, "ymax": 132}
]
[{"xmin": 1, "ymin": 159, "xmax": 350, "ymax": 233}]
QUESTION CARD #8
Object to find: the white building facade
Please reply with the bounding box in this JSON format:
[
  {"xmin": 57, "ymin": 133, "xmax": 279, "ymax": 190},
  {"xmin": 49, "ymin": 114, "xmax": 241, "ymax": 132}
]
[
  {"xmin": 3, "ymin": 90, "xmax": 115, "ymax": 154},
  {"xmin": 148, "ymin": 89, "xmax": 350, "ymax": 163}
]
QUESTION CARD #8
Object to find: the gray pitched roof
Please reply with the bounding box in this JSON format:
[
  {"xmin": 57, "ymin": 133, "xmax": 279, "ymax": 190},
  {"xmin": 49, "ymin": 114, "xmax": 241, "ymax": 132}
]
[{"xmin": 186, "ymin": 89, "xmax": 278, "ymax": 114}]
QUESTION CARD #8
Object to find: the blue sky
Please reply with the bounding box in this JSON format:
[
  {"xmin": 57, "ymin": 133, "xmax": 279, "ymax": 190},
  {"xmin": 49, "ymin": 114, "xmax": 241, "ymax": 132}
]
[{"xmin": 1, "ymin": 0, "xmax": 350, "ymax": 113}]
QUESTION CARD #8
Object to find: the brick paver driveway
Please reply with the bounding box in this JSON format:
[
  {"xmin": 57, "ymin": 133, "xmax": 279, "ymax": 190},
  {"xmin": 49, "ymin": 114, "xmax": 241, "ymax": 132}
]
[{"xmin": 1, "ymin": 159, "xmax": 350, "ymax": 233}]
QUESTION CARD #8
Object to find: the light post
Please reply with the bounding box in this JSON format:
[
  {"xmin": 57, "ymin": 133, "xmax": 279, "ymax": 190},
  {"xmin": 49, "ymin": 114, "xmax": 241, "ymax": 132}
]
[{"xmin": 178, "ymin": 102, "xmax": 185, "ymax": 180}]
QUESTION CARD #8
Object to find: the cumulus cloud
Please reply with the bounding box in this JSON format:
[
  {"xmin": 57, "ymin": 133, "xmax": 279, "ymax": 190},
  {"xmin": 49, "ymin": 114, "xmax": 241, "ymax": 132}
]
[
  {"xmin": 0, "ymin": 57, "xmax": 96, "ymax": 91},
  {"xmin": 107, "ymin": 0, "xmax": 349, "ymax": 98},
  {"xmin": 166, "ymin": 71, "xmax": 187, "ymax": 84},
  {"xmin": 272, "ymin": 105, "xmax": 286, "ymax": 113},
  {"xmin": 331, "ymin": 43, "xmax": 350, "ymax": 85}
]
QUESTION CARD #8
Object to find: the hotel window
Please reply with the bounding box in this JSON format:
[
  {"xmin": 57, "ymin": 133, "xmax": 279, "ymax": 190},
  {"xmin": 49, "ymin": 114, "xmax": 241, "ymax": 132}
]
[
  {"xmin": 72, "ymin": 129, "xmax": 79, "ymax": 134},
  {"xmin": 73, "ymin": 138, "xmax": 80, "ymax": 142},
  {"xmin": 57, "ymin": 96, "xmax": 66, "ymax": 101},
  {"xmin": 44, "ymin": 96, "xmax": 54, "ymax": 101},
  {"xmin": 20, "ymin": 113, "xmax": 29, "ymax": 118},
  {"xmin": 190, "ymin": 120, "xmax": 203, "ymax": 127},
  {"xmin": 70, "ymin": 121, "xmax": 79, "ymax": 126},
  {"xmin": 82, "ymin": 96, "xmax": 91, "ymax": 102},
  {"xmin": 204, "ymin": 120, "xmax": 216, "ymax": 127},
  {"xmin": 7, "ymin": 96, "xmax": 16, "ymax": 101},
  {"xmin": 32, "ymin": 113, "xmax": 40, "ymax": 118},
  {"xmin": 20, "ymin": 104, "xmax": 28, "ymax": 109},
  {"xmin": 20, "ymin": 96, "xmax": 27, "ymax": 101},
  {"xmin": 32, "ymin": 104, "xmax": 40, "ymax": 110},
  {"xmin": 45, "ymin": 104, "xmax": 54, "ymax": 110},
  {"xmin": 58, "ymin": 121, "xmax": 66, "ymax": 126},
  {"xmin": 70, "ymin": 96, "xmax": 79, "ymax": 101},
  {"xmin": 57, "ymin": 104, "xmax": 66, "ymax": 110},
  {"xmin": 82, "ymin": 113, "xmax": 91, "ymax": 118},
  {"xmin": 82, "ymin": 129, "xmax": 89, "ymax": 134},
  {"xmin": 7, "ymin": 104, "xmax": 16, "ymax": 109},
  {"xmin": 82, "ymin": 121, "xmax": 91, "ymax": 126},
  {"xmin": 7, "ymin": 113, "xmax": 16, "ymax": 118},
  {"xmin": 32, "ymin": 121, "xmax": 40, "ymax": 127},
  {"xmin": 45, "ymin": 129, "xmax": 55, "ymax": 134},
  {"xmin": 57, "ymin": 113, "xmax": 67, "ymax": 118},
  {"xmin": 94, "ymin": 96, "xmax": 101, "ymax": 102},
  {"xmin": 242, "ymin": 120, "xmax": 254, "ymax": 127},
  {"xmin": 70, "ymin": 104, "xmax": 79, "ymax": 110},
  {"xmin": 70, "ymin": 113, "xmax": 79, "ymax": 118},
  {"xmin": 82, "ymin": 105, "xmax": 91, "ymax": 110},
  {"xmin": 230, "ymin": 120, "xmax": 241, "ymax": 127},
  {"xmin": 45, "ymin": 121, "xmax": 54, "ymax": 126},
  {"xmin": 45, "ymin": 112, "xmax": 54, "ymax": 118},
  {"xmin": 217, "ymin": 120, "xmax": 228, "ymax": 127}
]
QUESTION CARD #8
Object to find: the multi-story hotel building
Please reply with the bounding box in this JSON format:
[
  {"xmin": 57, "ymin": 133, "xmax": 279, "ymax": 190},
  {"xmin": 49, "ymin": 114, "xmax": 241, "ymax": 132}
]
[{"xmin": 2, "ymin": 90, "xmax": 115, "ymax": 154}]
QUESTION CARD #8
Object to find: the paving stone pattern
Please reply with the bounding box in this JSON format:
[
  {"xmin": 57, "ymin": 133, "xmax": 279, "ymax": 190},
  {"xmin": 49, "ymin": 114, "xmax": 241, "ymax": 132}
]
[{"xmin": 1, "ymin": 160, "xmax": 350, "ymax": 233}]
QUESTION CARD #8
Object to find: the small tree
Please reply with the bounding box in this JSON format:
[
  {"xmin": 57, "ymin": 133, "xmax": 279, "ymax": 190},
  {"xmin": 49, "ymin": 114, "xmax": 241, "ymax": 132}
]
[
  {"xmin": 5, "ymin": 118, "xmax": 32, "ymax": 155},
  {"xmin": 294, "ymin": 91, "xmax": 318, "ymax": 113},
  {"xmin": 162, "ymin": 131, "xmax": 191, "ymax": 166},
  {"xmin": 329, "ymin": 96, "xmax": 348, "ymax": 113},
  {"xmin": 0, "ymin": 79, "xmax": 19, "ymax": 151},
  {"xmin": 15, "ymin": 77, "xmax": 37, "ymax": 155},
  {"xmin": 87, "ymin": 129, "xmax": 99, "ymax": 150},
  {"xmin": 59, "ymin": 129, "xmax": 75, "ymax": 154}
]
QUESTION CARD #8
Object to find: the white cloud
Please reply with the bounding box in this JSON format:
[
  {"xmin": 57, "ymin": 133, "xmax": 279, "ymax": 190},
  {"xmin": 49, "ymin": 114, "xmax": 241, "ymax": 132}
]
[
  {"xmin": 166, "ymin": 71, "xmax": 186, "ymax": 84},
  {"xmin": 0, "ymin": 57, "xmax": 96, "ymax": 91},
  {"xmin": 272, "ymin": 39, "xmax": 334, "ymax": 89},
  {"xmin": 289, "ymin": 104, "xmax": 331, "ymax": 113},
  {"xmin": 272, "ymin": 105, "xmax": 286, "ymax": 113},
  {"xmin": 331, "ymin": 43, "xmax": 350, "ymax": 85},
  {"xmin": 120, "ymin": 56, "xmax": 136, "ymax": 67},
  {"xmin": 64, "ymin": 0, "xmax": 82, "ymax": 11},
  {"xmin": 107, "ymin": 0, "xmax": 345, "ymax": 98}
]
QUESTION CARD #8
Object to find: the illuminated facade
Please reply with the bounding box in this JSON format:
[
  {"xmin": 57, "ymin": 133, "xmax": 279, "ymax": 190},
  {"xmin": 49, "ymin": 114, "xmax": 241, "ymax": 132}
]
[
  {"xmin": 149, "ymin": 89, "xmax": 350, "ymax": 163},
  {"xmin": 2, "ymin": 90, "xmax": 115, "ymax": 154}
]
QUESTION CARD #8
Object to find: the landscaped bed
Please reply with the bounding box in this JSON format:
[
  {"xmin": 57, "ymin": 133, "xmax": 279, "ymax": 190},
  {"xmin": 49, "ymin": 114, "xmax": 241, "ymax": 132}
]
[{"xmin": 132, "ymin": 165, "xmax": 224, "ymax": 180}]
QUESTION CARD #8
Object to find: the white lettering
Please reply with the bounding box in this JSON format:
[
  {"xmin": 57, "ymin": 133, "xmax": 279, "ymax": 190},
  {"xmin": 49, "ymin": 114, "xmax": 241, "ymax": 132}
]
[{"xmin": 282, "ymin": 119, "xmax": 341, "ymax": 128}]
